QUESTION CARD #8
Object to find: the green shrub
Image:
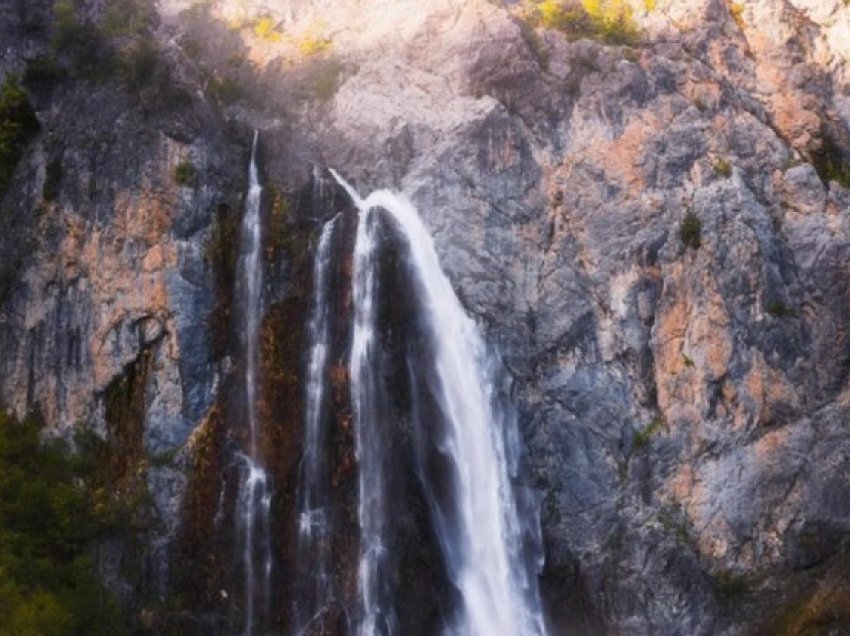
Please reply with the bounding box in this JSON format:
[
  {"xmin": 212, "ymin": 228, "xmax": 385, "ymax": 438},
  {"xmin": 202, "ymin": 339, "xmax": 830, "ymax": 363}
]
[
  {"xmin": 207, "ymin": 75, "xmax": 244, "ymax": 105},
  {"xmin": 658, "ymin": 502, "xmax": 690, "ymax": 543},
  {"xmin": 810, "ymin": 129, "xmax": 850, "ymax": 188},
  {"xmin": 52, "ymin": 0, "xmax": 116, "ymax": 82},
  {"xmin": 308, "ymin": 59, "xmax": 346, "ymax": 101},
  {"xmin": 51, "ymin": 0, "xmax": 80, "ymax": 51},
  {"xmin": 43, "ymin": 159, "xmax": 62, "ymax": 201},
  {"xmin": 633, "ymin": 416, "xmax": 666, "ymax": 451},
  {"xmin": 680, "ymin": 212, "xmax": 701, "ymax": 249},
  {"xmin": 117, "ymin": 39, "xmax": 162, "ymax": 90},
  {"xmin": 294, "ymin": 21, "xmax": 333, "ymax": 55},
  {"xmin": 253, "ymin": 15, "xmax": 283, "ymax": 42},
  {"xmin": 713, "ymin": 158, "xmax": 732, "ymax": 178},
  {"xmin": 711, "ymin": 569, "xmax": 751, "ymax": 603},
  {"xmin": 528, "ymin": 0, "xmax": 642, "ymax": 46},
  {"xmin": 0, "ymin": 411, "xmax": 127, "ymax": 634},
  {"xmin": 0, "ymin": 75, "xmax": 40, "ymax": 197},
  {"xmin": 100, "ymin": 0, "xmax": 154, "ymax": 39},
  {"xmin": 174, "ymin": 160, "xmax": 197, "ymax": 186},
  {"xmin": 23, "ymin": 55, "xmax": 67, "ymax": 87},
  {"xmin": 766, "ymin": 301, "xmax": 791, "ymax": 318}
]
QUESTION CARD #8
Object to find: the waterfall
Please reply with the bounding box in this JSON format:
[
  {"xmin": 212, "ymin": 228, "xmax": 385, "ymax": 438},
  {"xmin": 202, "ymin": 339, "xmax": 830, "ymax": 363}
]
[
  {"xmin": 234, "ymin": 131, "xmax": 272, "ymax": 635},
  {"xmin": 330, "ymin": 170, "xmax": 547, "ymax": 636},
  {"xmin": 296, "ymin": 214, "xmax": 340, "ymax": 633}
]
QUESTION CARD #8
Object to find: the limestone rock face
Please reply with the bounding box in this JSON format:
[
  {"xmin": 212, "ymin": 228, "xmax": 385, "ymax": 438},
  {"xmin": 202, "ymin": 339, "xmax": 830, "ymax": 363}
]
[{"xmin": 1, "ymin": 0, "xmax": 850, "ymax": 632}]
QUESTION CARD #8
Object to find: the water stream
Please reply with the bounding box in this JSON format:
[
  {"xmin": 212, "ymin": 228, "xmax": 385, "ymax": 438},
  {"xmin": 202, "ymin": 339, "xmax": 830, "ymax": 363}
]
[
  {"xmin": 330, "ymin": 171, "xmax": 546, "ymax": 636},
  {"xmin": 234, "ymin": 131, "xmax": 273, "ymax": 635},
  {"xmin": 296, "ymin": 214, "xmax": 341, "ymax": 634}
]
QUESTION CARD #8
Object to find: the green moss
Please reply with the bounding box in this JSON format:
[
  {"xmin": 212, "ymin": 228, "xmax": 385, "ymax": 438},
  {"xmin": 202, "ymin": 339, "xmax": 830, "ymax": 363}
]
[
  {"xmin": 766, "ymin": 301, "xmax": 792, "ymax": 318},
  {"xmin": 658, "ymin": 502, "xmax": 690, "ymax": 544},
  {"xmin": 711, "ymin": 569, "xmax": 752, "ymax": 604},
  {"xmin": 207, "ymin": 75, "xmax": 244, "ymax": 106},
  {"xmin": 100, "ymin": 0, "xmax": 154, "ymax": 39},
  {"xmin": 0, "ymin": 75, "xmax": 39, "ymax": 197},
  {"xmin": 633, "ymin": 416, "xmax": 666, "ymax": 451},
  {"xmin": 174, "ymin": 160, "xmax": 197, "ymax": 186},
  {"xmin": 680, "ymin": 212, "xmax": 702, "ymax": 250},
  {"xmin": 810, "ymin": 130, "xmax": 850, "ymax": 189},
  {"xmin": 713, "ymin": 157, "xmax": 733, "ymax": 178}
]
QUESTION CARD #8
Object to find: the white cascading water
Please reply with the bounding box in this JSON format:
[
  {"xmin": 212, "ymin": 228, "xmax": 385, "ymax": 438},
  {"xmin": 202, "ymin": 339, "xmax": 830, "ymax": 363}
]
[
  {"xmin": 235, "ymin": 131, "xmax": 272, "ymax": 635},
  {"xmin": 331, "ymin": 170, "xmax": 547, "ymax": 636},
  {"xmin": 296, "ymin": 214, "xmax": 340, "ymax": 633}
]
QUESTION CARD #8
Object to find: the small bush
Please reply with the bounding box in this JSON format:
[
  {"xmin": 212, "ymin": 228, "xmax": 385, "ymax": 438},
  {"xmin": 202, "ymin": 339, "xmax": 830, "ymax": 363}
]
[
  {"xmin": 633, "ymin": 416, "xmax": 666, "ymax": 451},
  {"xmin": 117, "ymin": 40, "xmax": 164, "ymax": 92},
  {"xmin": 175, "ymin": 161, "xmax": 197, "ymax": 186},
  {"xmin": 207, "ymin": 75, "xmax": 244, "ymax": 105},
  {"xmin": 528, "ymin": 0, "xmax": 641, "ymax": 46},
  {"xmin": 658, "ymin": 502, "xmax": 690, "ymax": 543},
  {"xmin": 680, "ymin": 212, "xmax": 701, "ymax": 249},
  {"xmin": 294, "ymin": 22, "xmax": 333, "ymax": 55},
  {"xmin": 713, "ymin": 158, "xmax": 732, "ymax": 178},
  {"xmin": 810, "ymin": 129, "xmax": 850, "ymax": 189},
  {"xmin": 682, "ymin": 354, "xmax": 694, "ymax": 367},
  {"xmin": 766, "ymin": 301, "xmax": 791, "ymax": 318},
  {"xmin": 100, "ymin": 0, "xmax": 154, "ymax": 39},
  {"xmin": 52, "ymin": 0, "xmax": 80, "ymax": 51},
  {"xmin": 253, "ymin": 16, "xmax": 283, "ymax": 43},
  {"xmin": 307, "ymin": 59, "xmax": 346, "ymax": 101},
  {"xmin": 23, "ymin": 55, "xmax": 67, "ymax": 87},
  {"xmin": 52, "ymin": 1, "xmax": 116, "ymax": 82},
  {"xmin": 43, "ymin": 159, "xmax": 62, "ymax": 201},
  {"xmin": 0, "ymin": 75, "xmax": 40, "ymax": 197},
  {"xmin": 712, "ymin": 569, "xmax": 751, "ymax": 603},
  {"xmin": 0, "ymin": 411, "xmax": 128, "ymax": 633}
]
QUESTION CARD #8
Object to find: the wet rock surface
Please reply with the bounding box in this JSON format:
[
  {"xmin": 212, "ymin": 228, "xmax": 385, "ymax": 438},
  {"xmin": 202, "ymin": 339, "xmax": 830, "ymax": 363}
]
[{"xmin": 1, "ymin": 0, "xmax": 850, "ymax": 633}]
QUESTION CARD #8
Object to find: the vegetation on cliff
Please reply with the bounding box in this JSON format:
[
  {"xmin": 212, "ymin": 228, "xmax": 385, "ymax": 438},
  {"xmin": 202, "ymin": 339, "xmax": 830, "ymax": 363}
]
[
  {"xmin": 522, "ymin": 0, "xmax": 643, "ymax": 45},
  {"xmin": 0, "ymin": 411, "xmax": 127, "ymax": 635},
  {"xmin": 0, "ymin": 75, "xmax": 39, "ymax": 198}
]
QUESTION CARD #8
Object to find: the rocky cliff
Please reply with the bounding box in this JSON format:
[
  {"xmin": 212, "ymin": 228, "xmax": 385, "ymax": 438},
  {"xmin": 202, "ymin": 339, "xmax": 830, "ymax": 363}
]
[{"xmin": 1, "ymin": 0, "xmax": 849, "ymax": 633}]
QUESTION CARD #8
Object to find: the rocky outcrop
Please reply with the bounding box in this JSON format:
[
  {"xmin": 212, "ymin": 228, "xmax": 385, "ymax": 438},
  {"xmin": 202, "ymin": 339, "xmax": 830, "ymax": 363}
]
[{"xmin": 1, "ymin": 0, "xmax": 850, "ymax": 633}]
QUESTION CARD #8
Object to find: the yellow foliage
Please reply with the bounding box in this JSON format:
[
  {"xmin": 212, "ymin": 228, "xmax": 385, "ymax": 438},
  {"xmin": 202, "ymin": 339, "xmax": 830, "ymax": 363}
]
[
  {"xmin": 532, "ymin": 0, "xmax": 640, "ymax": 45},
  {"xmin": 293, "ymin": 22, "xmax": 332, "ymax": 56},
  {"xmin": 729, "ymin": 2, "xmax": 745, "ymax": 28},
  {"xmin": 253, "ymin": 16, "xmax": 283, "ymax": 42}
]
